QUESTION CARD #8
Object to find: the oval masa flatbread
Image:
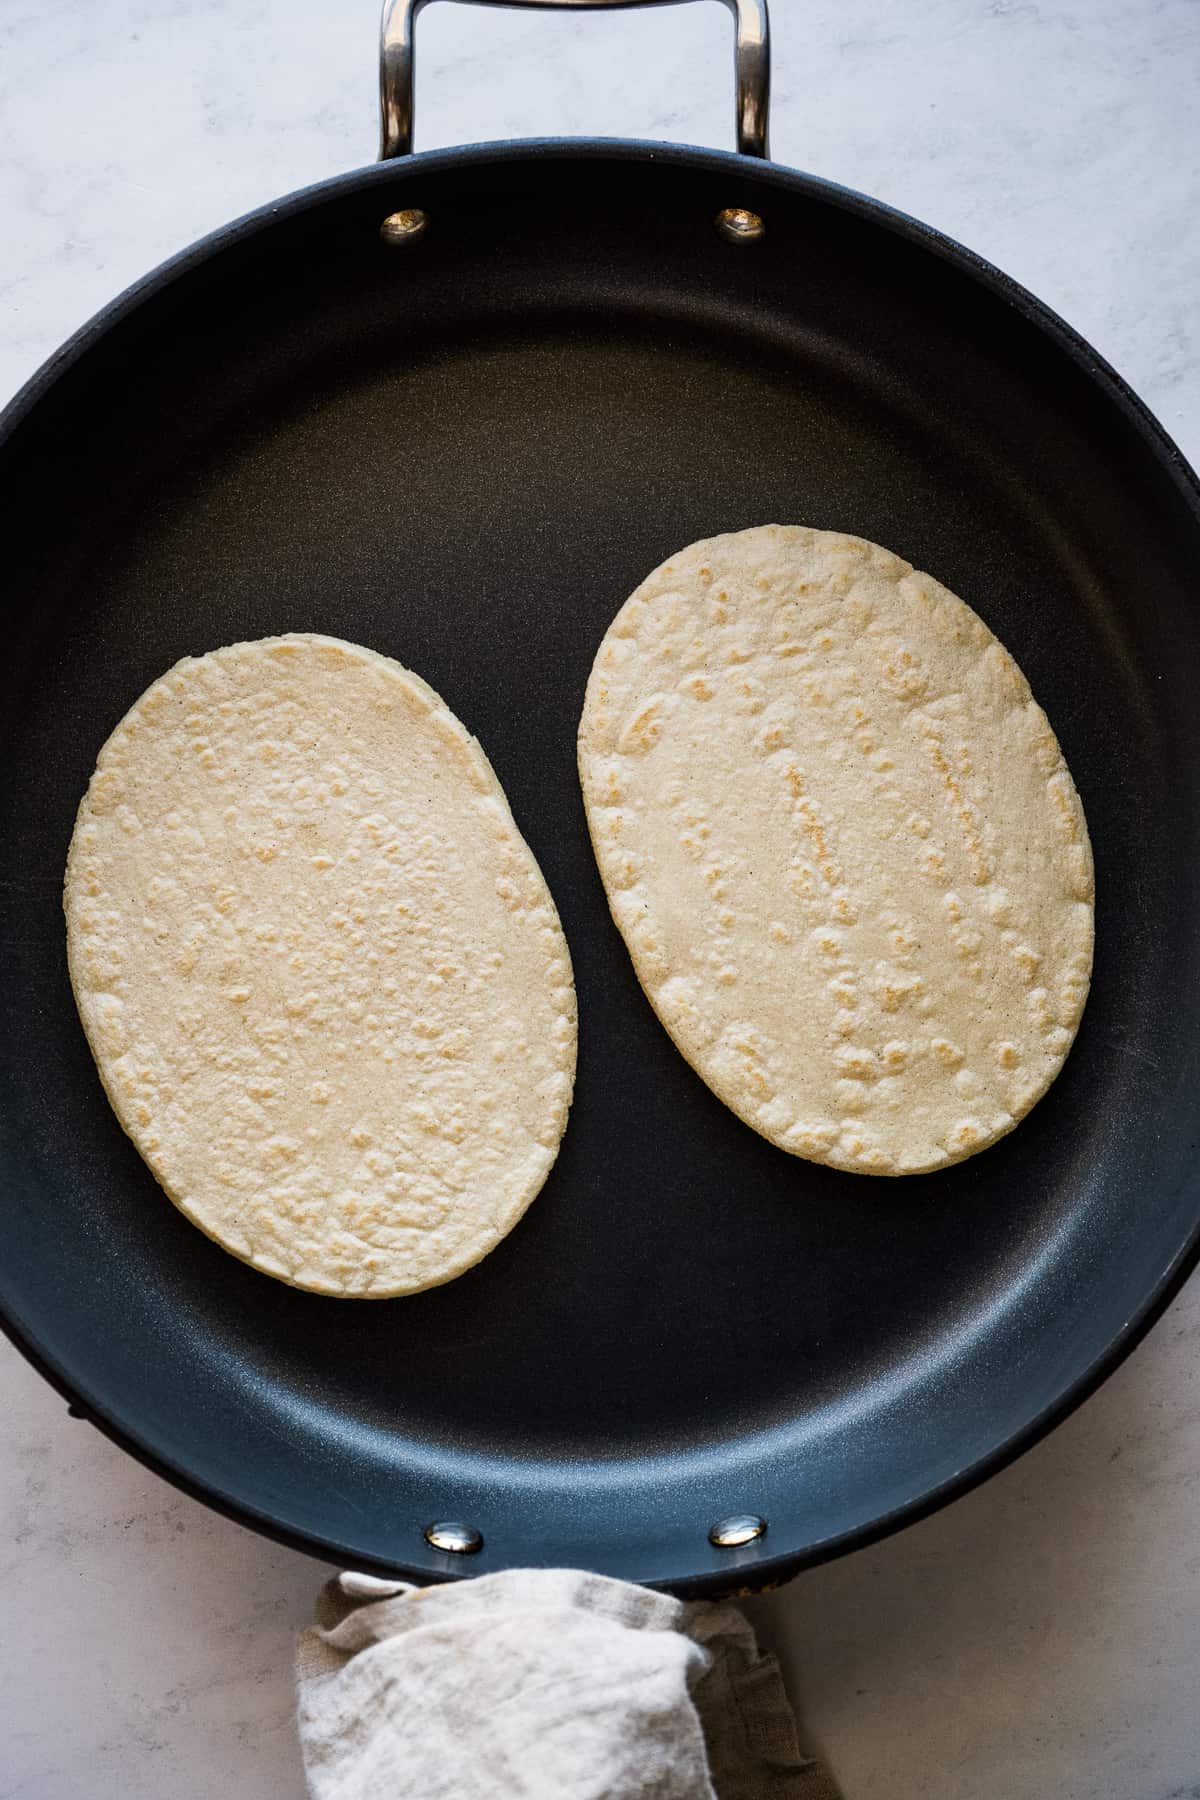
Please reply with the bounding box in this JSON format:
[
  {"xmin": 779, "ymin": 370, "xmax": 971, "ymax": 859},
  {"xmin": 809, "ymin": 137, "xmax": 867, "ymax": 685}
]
[
  {"xmin": 66, "ymin": 634, "xmax": 576, "ymax": 1295},
  {"xmin": 579, "ymin": 526, "xmax": 1093, "ymax": 1176}
]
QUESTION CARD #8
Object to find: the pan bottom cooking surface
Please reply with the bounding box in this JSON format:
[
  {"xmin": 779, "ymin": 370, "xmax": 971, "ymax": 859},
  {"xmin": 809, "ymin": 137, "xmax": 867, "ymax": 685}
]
[{"xmin": 2, "ymin": 147, "xmax": 1199, "ymax": 1590}]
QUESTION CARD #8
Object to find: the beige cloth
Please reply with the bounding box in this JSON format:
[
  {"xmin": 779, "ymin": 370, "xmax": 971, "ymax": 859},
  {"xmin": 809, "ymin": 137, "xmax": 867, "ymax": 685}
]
[{"xmin": 296, "ymin": 1568, "xmax": 839, "ymax": 1799}]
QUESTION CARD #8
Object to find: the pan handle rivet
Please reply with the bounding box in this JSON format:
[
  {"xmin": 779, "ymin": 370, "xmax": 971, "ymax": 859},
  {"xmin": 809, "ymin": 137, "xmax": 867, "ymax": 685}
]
[
  {"xmin": 424, "ymin": 1519, "xmax": 483, "ymax": 1554},
  {"xmin": 709, "ymin": 1513, "xmax": 767, "ymax": 1549},
  {"xmin": 380, "ymin": 207, "xmax": 428, "ymax": 247},
  {"xmin": 715, "ymin": 206, "xmax": 765, "ymax": 245}
]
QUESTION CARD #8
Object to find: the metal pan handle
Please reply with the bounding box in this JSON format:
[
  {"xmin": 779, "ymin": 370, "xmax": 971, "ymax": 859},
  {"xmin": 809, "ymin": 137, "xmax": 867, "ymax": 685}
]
[{"xmin": 379, "ymin": 0, "xmax": 770, "ymax": 162}]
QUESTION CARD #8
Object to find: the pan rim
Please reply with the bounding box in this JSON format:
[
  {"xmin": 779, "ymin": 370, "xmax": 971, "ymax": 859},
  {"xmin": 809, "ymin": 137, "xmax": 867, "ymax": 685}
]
[
  {"xmin": 2, "ymin": 137, "xmax": 1199, "ymax": 1594},
  {"xmin": 4, "ymin": 136, "xmax": 1200, "ymax": 513}
]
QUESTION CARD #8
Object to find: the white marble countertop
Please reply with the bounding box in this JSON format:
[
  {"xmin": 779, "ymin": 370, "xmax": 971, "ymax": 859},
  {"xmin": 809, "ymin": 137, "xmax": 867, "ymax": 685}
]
[{"xmin": 2, "ymin": 3, "xmax": 1199, "ymax": 1797}]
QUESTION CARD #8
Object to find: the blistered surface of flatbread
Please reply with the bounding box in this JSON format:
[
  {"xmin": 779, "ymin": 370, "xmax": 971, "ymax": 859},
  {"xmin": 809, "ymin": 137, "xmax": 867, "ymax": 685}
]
[
  {"xmin": 579, "ymin": 526, "xmax": 1093, "ymax": 1175},
  {"xmin": 66, "ymin": 635, "xmax": 576, "ymax": 1294}
]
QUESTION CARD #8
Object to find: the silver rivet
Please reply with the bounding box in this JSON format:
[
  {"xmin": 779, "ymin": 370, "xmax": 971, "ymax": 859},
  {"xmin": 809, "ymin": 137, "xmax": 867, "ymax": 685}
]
[
  {"xmin": 709, "ymin": 1513, "xmax": 767, "ymax": 1549},
  {"xmin": 424, "ymin": 1519, "xmax": 482, "ymax": 1554},
  {"xmin": 715, "ymin": 206, "xmax": 765, "ymax": 244},
  {"xmin": 380, "ymin": 208, "xmax": 428, "ymax": 247}
]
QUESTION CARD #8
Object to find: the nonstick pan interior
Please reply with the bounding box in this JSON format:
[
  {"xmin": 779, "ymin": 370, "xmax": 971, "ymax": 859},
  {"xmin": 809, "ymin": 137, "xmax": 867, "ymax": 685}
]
[{"xmin": 2, "ymin": 145, "xmax": 1199, "ymax": 1592}]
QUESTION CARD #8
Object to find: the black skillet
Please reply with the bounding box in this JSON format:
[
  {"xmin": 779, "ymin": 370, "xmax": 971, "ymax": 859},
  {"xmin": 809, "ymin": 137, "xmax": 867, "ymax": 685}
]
[{"xmin": 2, "ymin": 0, "xmax": 1199, "ymax": 1596}]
